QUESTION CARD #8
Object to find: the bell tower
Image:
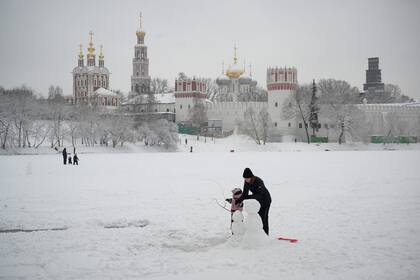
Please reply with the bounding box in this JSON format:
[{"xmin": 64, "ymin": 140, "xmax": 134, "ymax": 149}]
[{"xmin": 131, "ymin": 12, "xmax": 151, "ymax": 94}]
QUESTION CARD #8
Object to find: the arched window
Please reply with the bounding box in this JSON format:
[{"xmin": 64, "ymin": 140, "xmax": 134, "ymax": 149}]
[
  {"xmin": 275, "ymin": 102, "xmax": 278, "ymax": 107},
  {"xmin": 288, "ymin": 122, "xmax": 291, "ymax": 127},
  {"xmin": 274, "ymin": 122, "xmax": 277, "ymax": 127},
  {"xmin": 299, "ymin": 123, "xmax": 302, "ymax": 128}
]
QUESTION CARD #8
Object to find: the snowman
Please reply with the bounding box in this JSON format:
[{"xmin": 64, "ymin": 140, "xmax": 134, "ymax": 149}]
[{"xmin": 241, "ymin": 199, "xmax": 268, "ymax": 248}]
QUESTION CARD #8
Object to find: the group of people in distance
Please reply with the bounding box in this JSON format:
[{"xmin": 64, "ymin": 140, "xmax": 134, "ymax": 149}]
[{"xmin": 61, "ymin": 148, "xmax": 79, "ymax": 165}]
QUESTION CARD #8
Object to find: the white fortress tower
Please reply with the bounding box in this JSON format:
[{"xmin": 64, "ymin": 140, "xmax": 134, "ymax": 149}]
[
  {"xmin": 267, "ymin": 67, "xmax": 298, "ymax": 141},
  {"xmin": 174, "ymin": 75, "xmax": 207, "ymax": 123}
]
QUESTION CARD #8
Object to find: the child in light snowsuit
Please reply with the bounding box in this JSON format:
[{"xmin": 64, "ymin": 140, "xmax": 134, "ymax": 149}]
[{"xmin": 225, "ymin": 188, "xmax": 244, "ymax": 229}]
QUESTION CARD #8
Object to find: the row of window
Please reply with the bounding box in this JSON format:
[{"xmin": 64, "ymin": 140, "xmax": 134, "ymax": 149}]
[
  {"xmin": 274, "ymin": 102, "xmax": 293, "ymax": 108},
  {"xmin": 76, "ymin": 76, "xmax": 107, "ymax": 87},
  {"xmin": 135, "ymin": 50, "xmax": 147, "ymax": 58},
  {"xmin": 268, "ymin": 72, "xmax": 297, "ymax": 83},
  {"xmin": 101, "ymin": 97, "xmax": 118, "ymax": 106},
  {"xmin": 77, "ymin": 92, "xmax": 87, "ymax": 97},
  {"xmin": 130, "ymin": 107, "xmax": 175, "ymax": 113},
  {"xmin": 273, "ymin": 122, "xmax": 332, "ymax": 129}
]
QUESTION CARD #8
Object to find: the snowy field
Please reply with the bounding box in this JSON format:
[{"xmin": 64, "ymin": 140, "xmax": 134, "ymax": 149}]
[{"xmin": 1, "ymin": 138, "xmax": 420, "ymax": 279}]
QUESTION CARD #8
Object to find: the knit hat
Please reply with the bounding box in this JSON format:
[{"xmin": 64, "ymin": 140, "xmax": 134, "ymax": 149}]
[
  {"xmin": 242, "ymin": 168, "xmax": 254, "ymax": 178},
  {"xmin": 232, "ymin": 187, "xmax": 242, "ymax": 195}
]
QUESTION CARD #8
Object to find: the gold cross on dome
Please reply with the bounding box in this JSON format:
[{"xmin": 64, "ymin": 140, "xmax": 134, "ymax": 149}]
[
  {"xmin": 139, "ymin": 12, "xmax": 143, "ymax": 29},
  {"xmin": 89, "ymin": 31, "xmax": 94, "ymax": 44}
]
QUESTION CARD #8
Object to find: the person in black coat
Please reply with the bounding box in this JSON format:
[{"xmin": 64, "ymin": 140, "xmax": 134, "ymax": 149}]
[
  {"xmin": 236, "ymin": 168, "xmax": 272, "ymax": 235},
  {"xmin": 62, "ymin": 148, "xmax": 67, "ymax": 165},
  {"xmin": 73, "ymin": 154, "xmax": 79, "ymax": 165}
]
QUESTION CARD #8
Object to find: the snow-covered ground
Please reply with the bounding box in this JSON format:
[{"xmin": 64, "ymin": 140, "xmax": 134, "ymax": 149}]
[{"xmin": 1, "ymin": 136, "xmax": 420, "ymax": 279}]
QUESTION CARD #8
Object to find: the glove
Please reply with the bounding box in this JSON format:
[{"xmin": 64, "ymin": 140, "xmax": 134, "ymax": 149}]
[{"xmin": 235, "ymin": 198, "xmax": 243, "ymax": 205}]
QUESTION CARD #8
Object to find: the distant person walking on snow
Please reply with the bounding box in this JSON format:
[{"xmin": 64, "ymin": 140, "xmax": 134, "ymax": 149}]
[
  {"xmin": 236, "ymin": 168, "xmax": 272, "ymax": 235},
  {"xmin": 68, "ymin": 156, "xmax": 72, "ymax": 165},
  {"xmin": 62, "ymin": 148, "xmax": 67, "ymax": 165},
  {"xmin": 73, "ymin": 154, "xmax": 79, "ymax": 165}
]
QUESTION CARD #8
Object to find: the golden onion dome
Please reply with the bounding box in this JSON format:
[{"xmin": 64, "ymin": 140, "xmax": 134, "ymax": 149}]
[
  {"xmin": 225, "ymin": 45, "xmax": 244, "ymax": 79},
  {"xmin": 136, "ymin": 30, "xmax": 146, "ymax": 38},
  {"xmin": 226, "ymin": 63, "xmax": 244, "ymax": 79}
]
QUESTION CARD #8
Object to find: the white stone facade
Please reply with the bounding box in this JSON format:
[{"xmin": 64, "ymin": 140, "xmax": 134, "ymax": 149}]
[
  {"xmin": 69, "ymin": 32, "xmax": 120, "ymax": 107},
  {"xmin": 174, "ymin": 77, "xmax": 207, "ymax": 123},
  {"xmin": 266, "ymin": 67, "xmax": 298, "ymax": 141},
  {"xmin": 206, "ymin": 101, "xmax": 267, "ymax": 131}
]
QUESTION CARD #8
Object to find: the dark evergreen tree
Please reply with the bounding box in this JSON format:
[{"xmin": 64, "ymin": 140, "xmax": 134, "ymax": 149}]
[{"xmin": 309, "ymin": 79, "xmax": 320, "ymax": 137}]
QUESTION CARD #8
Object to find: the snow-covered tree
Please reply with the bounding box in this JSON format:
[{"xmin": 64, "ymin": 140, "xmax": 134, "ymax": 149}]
[
  {"xmin": 367, "ymin": 84, "xmax": 414, "ymax": 104},
  {"xmin": 5, "ymin": 86, "xmax": 36, "ymax": 148},
  {"xmin": 188, "ymin": 103, "xmax": 208, "ymax": 131},
  {"xmin": 47, "ymin": 90, "xmax": 68, "ymax": 148},
  {"xmin": 136, "ymin": 119, "xmax": 178, "ymax": 149},
  {"xmin": 237, "ymin": 86, "xmax": 268, "ymax": 102},
  {"xmin": 318, "ymin": 79, "xmax": 365, "ymax": 144},
  {"xmin": 77, "ymin": 105, "xmax": 100, "ymax": 147},
  {"xmin": 201, "ymin": 78, "xmax": 219, "ymax": 101},
  {"xmin": 384, "ymin": 112, "xmax": 409, "ymax": 137},
  {"xmin": 150, "ymin": 78, "xmax": 170, "ymax": 94},
  {"xmin": 0, "ymin": 91, "xmax": 14, "ymax": 149},
  {"xmin": 102, "ymin": 114, "xmax": 134, "ymax": 148},
  {"xmin": 238, "ymin": 106, "xmax": 271, "ymax": 145},
  {"xmin": 152, "ymin": 119, "xmax": 179, "ymax": 149},
  {"xmin": 258, "ymin": 107, "xmax": 271, "ymax": 144},
  {"xmin": 48, "ymin": 85, "xmax": 64, "ymax": 103},
  {"xmin": 282, "ymin": 84, "xmax": 312, "ymax": 143}
]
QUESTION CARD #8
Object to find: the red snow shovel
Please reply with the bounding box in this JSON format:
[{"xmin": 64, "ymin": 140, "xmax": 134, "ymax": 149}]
[{"xmin": 277, "ymin": 236, "xmax": 298, "ymax": 243}]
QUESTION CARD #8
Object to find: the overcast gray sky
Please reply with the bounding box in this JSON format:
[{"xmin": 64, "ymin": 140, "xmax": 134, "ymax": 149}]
[{"xmin": 1, "ymin": 0, "xmax": 419, "ymax": 100}]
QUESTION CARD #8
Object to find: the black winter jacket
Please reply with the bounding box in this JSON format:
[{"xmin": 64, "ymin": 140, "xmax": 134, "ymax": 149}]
[{"xmin": 237, "ymin": 176, "xmax": 271, "ymax": 206}]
